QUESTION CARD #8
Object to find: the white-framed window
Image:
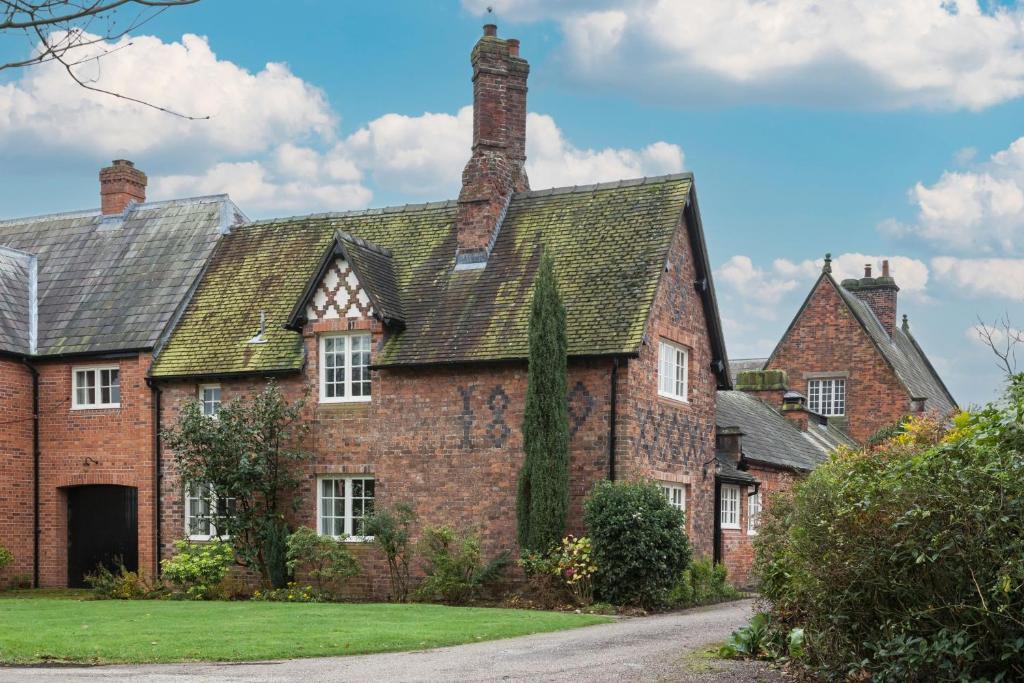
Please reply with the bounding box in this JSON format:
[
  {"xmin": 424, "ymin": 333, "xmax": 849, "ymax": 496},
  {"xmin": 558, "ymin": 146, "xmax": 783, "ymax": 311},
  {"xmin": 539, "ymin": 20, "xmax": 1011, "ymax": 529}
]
[
  {"xmin": 200, "ymin": 384, "xmax": 221, "ymax": 418},
  {"xmin": 317, "ymin": 476, "xmax": 375, "ymax": 540},
  {"xmin": 319, "ymin": 333, "xmax": 372, "ymax": 403},
  {"xmin": 72, "ymin": 365, "xmax": 120, "ymax": 409},
  {"xmin": 720, "ymin": 484, "xmax": 740, "ymax": 529},
  {"xmin": 748, "ymin": 491, "xmax": 762, "ymax": 535},
  {"xmin": 660, "ymin": 484, "xmax": 686, "ymax": 513},
  {"xmin": 658, "ymin": 340, "xmax": 689, "ymax": 402},
  {"xmin": 185, "ymin": 484, "xmax": 233, "ymax": 541},
  {"xmin": 808, "ymin": 378, "xmax": 846, "ymax": 416}
]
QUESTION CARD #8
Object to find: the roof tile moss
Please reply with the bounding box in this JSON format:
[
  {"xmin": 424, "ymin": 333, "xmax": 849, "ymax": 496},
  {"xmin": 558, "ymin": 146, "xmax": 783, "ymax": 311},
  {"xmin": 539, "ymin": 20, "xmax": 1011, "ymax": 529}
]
[{"xmin": 151, "ymin": 175, "xmax": 691, "ymax": 378}]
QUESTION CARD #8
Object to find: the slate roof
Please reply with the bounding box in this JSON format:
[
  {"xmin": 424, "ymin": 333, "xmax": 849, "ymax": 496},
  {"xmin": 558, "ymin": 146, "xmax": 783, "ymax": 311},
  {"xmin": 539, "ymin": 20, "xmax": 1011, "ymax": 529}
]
[
  {"xmin": 715, "ymin": 451, "xmax": 758, "ymax": 485},
  {"xmin": 0, "ymin": 196, "xmax": 244, "ymax": 357},
  {"xmin": 0, "ymin": 246, "xmax": 36, "ymax": 355},
  {"xmin": 832, "ymin": 284, "xmax": 957, "ymax": 415},
  {"xmin": 729, "ymin": 357, "xmax": 766, "ymax": 385},
  {"xmin": 716, "ymin": 390, "xmax": 854, "ymax": 471},
  {"xmin": 152, "ymin": 174, "xmax": 732, "ymax": 380}
]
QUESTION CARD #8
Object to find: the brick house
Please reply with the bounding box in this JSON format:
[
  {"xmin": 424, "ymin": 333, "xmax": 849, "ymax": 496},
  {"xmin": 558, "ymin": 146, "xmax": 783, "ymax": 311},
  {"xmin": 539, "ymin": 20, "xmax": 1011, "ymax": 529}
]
[
  {"xmin": 0, "ymin": 162, "xmax": 244, "ymax": 587},
  {"xmin": 715, "ymin": 256, "xmax": 956, "ymax": 585},
  {"xmin": 146, "ymin": 25, "xmax": 733, "ymax": 597}
]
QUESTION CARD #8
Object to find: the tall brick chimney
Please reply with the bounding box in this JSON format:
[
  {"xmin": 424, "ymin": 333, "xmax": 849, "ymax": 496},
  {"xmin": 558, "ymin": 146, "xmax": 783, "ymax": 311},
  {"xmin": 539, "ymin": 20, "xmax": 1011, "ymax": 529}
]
[
  {"xmin": 100, "ymin": 159, "xmax": 147, "ymax": 215},
  {"xmin": 841, "ymin": 259, "xmax": 899, "ymax": 337},
  {"xmin": 454, "ymin": 24, "xmax": 530, "ymax": 269}
]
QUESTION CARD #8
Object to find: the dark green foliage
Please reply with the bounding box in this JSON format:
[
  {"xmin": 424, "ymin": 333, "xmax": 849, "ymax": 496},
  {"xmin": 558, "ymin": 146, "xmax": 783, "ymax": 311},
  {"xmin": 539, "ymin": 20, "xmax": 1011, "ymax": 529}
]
[
  {"xmin": 85, "ymin": 562, "xmax": 164, "ymax": 600},
  {"xmin": 364, "ymin": 504, "xmax": 416, "ymax": 602},
  {"xmin": 755, "ymin": 376, "xmax": 1024, "ymax": 681},
  {"xmin": 284, "ymin": 527, "xmax": 360, "ymax": 598},
  {"xmin": 670, "ymin": 558, "xmax": 741, "ymax": 607},
  {"xmin": 583, "ymin": 480, "xmax": 691, "ymax": 608},
  {"xmin": 415, "ymin": 526, "xmax": 510, "ymax": 605},
  {"xmin": 163, "ymin": 382, "xmax": 311, "ymax": 588},
  {"xmin": 517, "ymin": 252, "xmax": 571, "ymax": 553},
  {"xmin": 864, "ymin": 416, "xmax": 911, "ymax": 447}
]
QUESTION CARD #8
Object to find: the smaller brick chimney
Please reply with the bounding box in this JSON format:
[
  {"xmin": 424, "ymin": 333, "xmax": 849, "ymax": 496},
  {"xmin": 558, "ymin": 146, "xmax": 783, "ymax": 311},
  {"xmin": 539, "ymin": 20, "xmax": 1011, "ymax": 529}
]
[
  {"xmin": 841, "ymin": 259, "xmax": 899, "ymax": 337},
  {"xmin": 100, "ymin": 159, "xmax": 147, "ymax": 215},
  {"xmin": 455, "ymin": 24, "xmax": 530, "ymax": 269}
]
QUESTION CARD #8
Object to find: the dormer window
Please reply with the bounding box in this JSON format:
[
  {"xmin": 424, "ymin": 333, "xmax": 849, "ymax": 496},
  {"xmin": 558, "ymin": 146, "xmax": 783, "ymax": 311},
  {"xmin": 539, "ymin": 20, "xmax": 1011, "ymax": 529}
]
[
  {"xmin": 72, "ymin": 366, "xmax": 120, "ymax": 409},
  {"xmin": 320, "ymin": 333, "xmax": 372, "ymax": 403}
]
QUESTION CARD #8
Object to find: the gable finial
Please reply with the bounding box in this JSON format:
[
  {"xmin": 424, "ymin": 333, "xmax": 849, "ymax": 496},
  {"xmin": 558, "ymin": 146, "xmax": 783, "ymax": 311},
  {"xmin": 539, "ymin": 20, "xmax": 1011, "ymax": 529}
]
[
  {"xmin": 823, "ymin": 252, "xmax": 832, "ymax": 274},
  {"xmin": 902, "ymin": 313, "xmax": 909, "ymax": 331}
]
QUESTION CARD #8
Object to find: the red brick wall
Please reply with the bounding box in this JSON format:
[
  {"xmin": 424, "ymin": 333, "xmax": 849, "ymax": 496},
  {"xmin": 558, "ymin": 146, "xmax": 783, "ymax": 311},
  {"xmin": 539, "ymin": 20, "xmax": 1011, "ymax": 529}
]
[
  {"xmin": 35, "ymin": 354, "xmax": 156, "ymax": 586},
  {"xmin": 767, "ymin": 277, "xmax": 911, "ymax": 442},
  {"xmin": 0, "ymin": 357, "xmax": 34, "ymax": 585},
  {"xmin": 719, "ymin": 464, "xmax": 803, "ymax": 587},
  {"xmin": 618, "ymin": 210, "xmax": 718, "ymax": 558}
]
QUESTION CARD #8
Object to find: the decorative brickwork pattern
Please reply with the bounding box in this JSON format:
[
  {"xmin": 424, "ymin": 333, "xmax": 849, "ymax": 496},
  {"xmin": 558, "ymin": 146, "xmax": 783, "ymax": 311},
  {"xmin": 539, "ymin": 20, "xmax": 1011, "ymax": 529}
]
[{"xmin": 305, "ymin": 257, "xmax": 374, "ymax": 322}]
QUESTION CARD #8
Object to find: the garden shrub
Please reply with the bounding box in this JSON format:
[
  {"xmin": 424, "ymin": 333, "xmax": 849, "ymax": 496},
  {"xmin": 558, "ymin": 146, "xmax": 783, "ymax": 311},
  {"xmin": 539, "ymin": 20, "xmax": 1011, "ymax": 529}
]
[
  {"xmin": 364, "ymin": 504, "xmax": 416, "ymax": 602},
  {"xmin": 551, "ymin": 535, "xmax": 597, "ymax": 607},
  {"xmin": 285, "ymin": 526, "xmax": 360, "ymax": 598},
  {"xmin": 160, "ymin": 539, "xmax": 234, "ymax": 599},
  {"xmin": 415, "ymin": 525, "xmax": 510, "ymax": 605},
  {"xmin": 670, "ymin": 558, "xmax": 741, "ymax": 607},
  {"xmin": 517, "ymin": 548, "xmax": 565, "ymax": 607},
  {"xmin": 251, "ymin": 582, "xmax": 319, "ymax": 602},
  {"xmin": 584, "ymin": 480, "xmax": 690, "ymax": 608},
  {"xmin": 755, "ymin": 376, "xmax": 1024, "ymax": 681},
  {"xmin": 0, "ymin": 545, "xmax": 12, "ymax": 574},
  {"xmin": 85, "ymin": 563, "xmax": 163, "ymax": 600}
]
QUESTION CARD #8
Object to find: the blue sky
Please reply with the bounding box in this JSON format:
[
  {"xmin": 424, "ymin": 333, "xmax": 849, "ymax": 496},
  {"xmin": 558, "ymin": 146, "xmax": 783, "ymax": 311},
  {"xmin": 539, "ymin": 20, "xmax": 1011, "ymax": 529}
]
[{"xmin": 2, "ymin": 0, "xmax": 1024, "ymax": 406}]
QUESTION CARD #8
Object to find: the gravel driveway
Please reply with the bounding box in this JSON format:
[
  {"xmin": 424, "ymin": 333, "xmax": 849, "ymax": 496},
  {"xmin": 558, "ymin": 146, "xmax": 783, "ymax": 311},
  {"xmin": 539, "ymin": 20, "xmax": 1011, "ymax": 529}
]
[{"xmin": 1, "ymin": 598, "xmax": 783, "ymax": 682}]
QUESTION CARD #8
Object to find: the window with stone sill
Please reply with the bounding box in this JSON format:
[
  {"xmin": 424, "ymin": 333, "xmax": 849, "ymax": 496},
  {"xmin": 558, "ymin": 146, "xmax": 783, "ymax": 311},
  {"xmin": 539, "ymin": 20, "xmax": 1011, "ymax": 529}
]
[
  {"xmin": 658, "ymin": 339, "xmax": 689, "ymax": 402},
  {"xmin": 199, "ymin": 384, "xmax": 221, "ymax": 418},
  {"xmin": 808, "ymin": 378, "xmax": 846, "ymax": 416},
  {"xmin": 720, "ymin": 484, "xmax": 740, "ymax": 530},
  {"xmin": 319, "ymin": 333, "xmax": 371, "ymax": 403},
  {"xmin": 317, "ymin": 476, "xmax": 375, "ymax": 541},
  {"xmin": 660, "ymin": 483, "xmax": 686, "ymax": 513},
  {"xmin": 72, "ymin": 365, "xmax": 120, "ymax": 409},
  {"xmin": 185, "ymin": 484, "xmax": 234, "ymax": 541}
]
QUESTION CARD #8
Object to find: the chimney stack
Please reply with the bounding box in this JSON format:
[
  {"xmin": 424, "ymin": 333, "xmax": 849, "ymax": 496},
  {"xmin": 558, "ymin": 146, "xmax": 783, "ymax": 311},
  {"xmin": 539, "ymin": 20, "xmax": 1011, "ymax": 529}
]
[
  {"xmin": 841, "ymin": 259, "xmax": 900, "ymax": 337},
  {"xmin": 454, "ymin": 24, "xmax": 530, "ymax": 269},
  {"xmin": 100, "ymin": 160, "xmax": 147, "ymax": 215}
]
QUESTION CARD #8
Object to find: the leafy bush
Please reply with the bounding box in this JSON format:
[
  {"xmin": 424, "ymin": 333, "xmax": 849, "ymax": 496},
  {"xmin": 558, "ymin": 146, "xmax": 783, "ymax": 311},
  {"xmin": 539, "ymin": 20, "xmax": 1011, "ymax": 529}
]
[
  {"xmin": 251, "ymin": 582, "xmax": 319, "ymax": 602},
  {"xmin": 415, "ymin": 525, "xmax": 510, "ymax": 605},
  {"xmin": 719, "ymin": 614, "xmax": 804, "ymax": 662},
  {"xmin": 285, "ymin": 526, "xmax": 360, "ymax": 597},
  {"xmin": 85, "ymin": 563, "xmax": 163, "ymax": 600},
  {"xmin": 670, "ymin": 559, "xmax": 741, "ymax": 607},
  {"xmin": 364, "ymin": 504, "xmax": 416, "ymax": 602},
  {"xmin": 583, "ymin": 480, "xmax": 690, "ymax": 608},
  {"xmin": 0, "ymin": 545, "xmax": 12, "ymax": 574},
  {"xmin": 755, "ymin": 377, "xmax": 1024, "ymax": 681},
  {"xmin": 160, "ymin": 539, "xmax": 234, "ymax": 599},
  {"xmin": 551, "ymin": 535, "xmax": 597, "ymax": 607},
  {"xmin": 517, "ymin": 548, "xmax": 564, "ymax": 607}
]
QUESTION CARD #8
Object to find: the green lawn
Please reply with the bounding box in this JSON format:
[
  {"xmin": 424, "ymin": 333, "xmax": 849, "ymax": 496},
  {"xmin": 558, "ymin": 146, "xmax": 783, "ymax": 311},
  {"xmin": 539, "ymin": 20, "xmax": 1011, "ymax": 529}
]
[{"xmin": 0, "ymin": 594, "xmax": 611, "ymax": 664}]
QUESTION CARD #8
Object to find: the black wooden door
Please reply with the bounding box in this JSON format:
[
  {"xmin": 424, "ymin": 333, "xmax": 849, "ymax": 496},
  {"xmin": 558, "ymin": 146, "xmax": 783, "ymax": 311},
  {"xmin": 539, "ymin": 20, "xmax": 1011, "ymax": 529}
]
[{"xmin": 67, "ymin": 485, "xmax": 138, "ymax": 588}]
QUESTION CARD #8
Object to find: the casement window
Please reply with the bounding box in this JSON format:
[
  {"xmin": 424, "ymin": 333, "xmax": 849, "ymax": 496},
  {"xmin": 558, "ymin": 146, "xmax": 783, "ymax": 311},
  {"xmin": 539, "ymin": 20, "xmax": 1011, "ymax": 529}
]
[
  {"xmin": 185, "ymin": 484, "xmax": 233, "ymax": 541},
  {"xmin": 748, "ymin": 491, "xmax": 762, "ymax": 535},
  {"xmin": 72, "ymin": 366, "xmax": 120, "ymax": 409},
  {"xmin": 807, "ymin": 378, "xmax": 846, "ymax": 416},
  {"xmin": 200, "ymin": 384, "xmax": 221, "ymax": 418},
  {"xmin": 658, "ymin": 340, "xmax": 689, "ymax": 402},
  {"xmin": 660, "ymin": 484, "xmax": 686, "ymax": 513},
  {"xmin": 317, "ymin": 476, "xmax": 375, "ymax": 540},
  {"xmin": 319, "ymin": 333, "xmax": 372, "ymax": 403},
  {"xmin": 720, "ymin": 484, "xmax": 740, "ymax": 530}
]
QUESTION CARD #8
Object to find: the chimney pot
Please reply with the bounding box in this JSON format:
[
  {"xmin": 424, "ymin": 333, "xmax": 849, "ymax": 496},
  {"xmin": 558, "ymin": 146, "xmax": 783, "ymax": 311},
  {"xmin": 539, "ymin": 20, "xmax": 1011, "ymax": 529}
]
[
  {"xmin": 882, "ymin": 259, "xmax": 890, "ymax": 277},
  {"xmin": 483, "ymin": 23, "xmax": 497, "ymax": 36},
  {"xmin": 99, "ymin": 159, "xmax": 147, "ymax": 215},
  {"xmin": 507, "ymin": 38, "xmax": 520, "ymax": 56},
  {"xmin": 864, "ymin": 263, "xmax": 872, "ymax": 278}
]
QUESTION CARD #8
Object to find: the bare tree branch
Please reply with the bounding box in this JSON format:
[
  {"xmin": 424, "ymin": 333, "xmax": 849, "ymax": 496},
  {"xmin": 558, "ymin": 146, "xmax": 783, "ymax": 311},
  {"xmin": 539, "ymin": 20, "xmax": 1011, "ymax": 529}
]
[
  {"xmin": 1, "ymin": 0, "xmax": 205, "ymax": 118},
  {"xmin": 975, "ymin": 314, "xmax": 1024, "ymax": 378}
]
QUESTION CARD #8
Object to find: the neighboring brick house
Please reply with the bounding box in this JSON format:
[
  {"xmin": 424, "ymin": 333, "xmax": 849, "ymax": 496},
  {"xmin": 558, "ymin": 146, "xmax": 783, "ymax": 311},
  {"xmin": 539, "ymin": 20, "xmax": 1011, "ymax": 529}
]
[
  {"xmin": 0, "ymin": 163, "xmax": 244, "ymax": 587},
  {"xmin": 146, "ymin": 25, "xmax": 733, "ymax": 597}
]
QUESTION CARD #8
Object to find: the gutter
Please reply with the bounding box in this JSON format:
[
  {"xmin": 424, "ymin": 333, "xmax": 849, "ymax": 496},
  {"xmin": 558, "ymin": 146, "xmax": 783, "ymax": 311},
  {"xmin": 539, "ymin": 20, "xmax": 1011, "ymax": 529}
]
[
  {"xmin": 608, "ymin": 357, "xmax": 619, "ymax": 481},
  {"xmin": 713, "ymin": 480, "xmax": 722, "ymax": 564},
  {"xmin": 21, "ymin": 358, "xmax": 39, "ymax": 588},
  {"xmin": 146, "ymin": 378, "xmax": 162, "ymax": 574}
]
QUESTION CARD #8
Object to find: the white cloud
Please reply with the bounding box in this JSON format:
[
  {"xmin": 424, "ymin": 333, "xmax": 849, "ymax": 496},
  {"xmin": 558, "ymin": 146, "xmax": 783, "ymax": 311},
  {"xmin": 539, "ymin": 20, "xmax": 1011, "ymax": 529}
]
[
  {"xmin": 0, "ymin": 32, "xmax": 335, "ymax": 158},
  {"xmin": 885, "ymin": 137, "xmax": 1024, "ymax": 254},
  {"xmin": 932, "ymin": 257, "xmax": 1024, "ymax": 301},
  {"xmin": 467, "ymin": 0, "xmax": 1024, "ymax": 110}
]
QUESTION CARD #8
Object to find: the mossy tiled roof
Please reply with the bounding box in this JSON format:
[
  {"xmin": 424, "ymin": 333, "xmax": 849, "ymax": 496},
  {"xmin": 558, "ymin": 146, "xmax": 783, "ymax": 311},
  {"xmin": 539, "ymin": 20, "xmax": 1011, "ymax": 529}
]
[{"xmin": 151, "ymin": 174, "xmax": 694, "ymax": 378}]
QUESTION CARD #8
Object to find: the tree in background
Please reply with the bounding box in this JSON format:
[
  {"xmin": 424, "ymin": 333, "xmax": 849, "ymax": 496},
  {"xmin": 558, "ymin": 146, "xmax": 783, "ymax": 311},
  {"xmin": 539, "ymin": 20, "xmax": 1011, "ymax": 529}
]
[
  {"xmin": 516, "ymin": 252, "xmax": 570, "ymax": 553},
  {"xmin": 163, "ymin": 381, "xmax": 310, "ymax": 588}
]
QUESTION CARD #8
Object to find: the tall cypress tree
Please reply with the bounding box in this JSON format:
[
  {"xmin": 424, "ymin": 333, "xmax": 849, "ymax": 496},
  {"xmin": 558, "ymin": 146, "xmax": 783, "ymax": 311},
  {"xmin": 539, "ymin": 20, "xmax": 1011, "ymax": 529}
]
[{"xmin": 517, "ymin": 252, "xmax": 570, "ymax": 553}]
